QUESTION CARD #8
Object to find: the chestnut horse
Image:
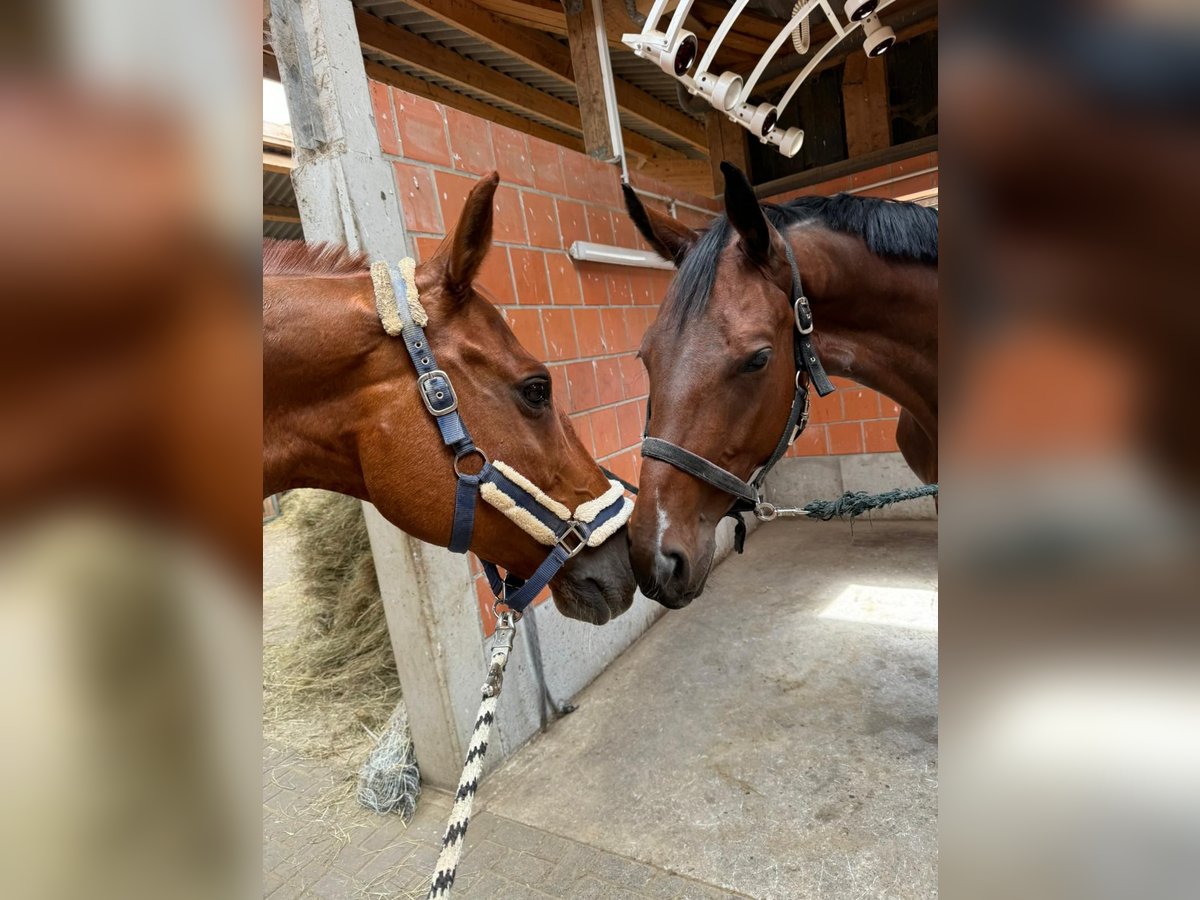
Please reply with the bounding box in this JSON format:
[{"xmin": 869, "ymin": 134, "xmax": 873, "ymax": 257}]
[
  {"xmin": 264, "ymin": 172, "xmax": 636, "ymax": 624},
  {"xmin": 623, "ymin": 163, "xmax": 937, "ymax": 607}
]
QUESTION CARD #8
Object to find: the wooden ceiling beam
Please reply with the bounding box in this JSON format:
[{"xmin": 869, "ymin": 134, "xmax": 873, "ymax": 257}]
[
  {"xmin": 354, "ymin": 9, "xmax": 683, "ymax": 160},
  {"xmin": 363, "ymin": 61, "xmax": 585, "ymax": 154},
  {"xmin": 475, "ymin": 0, "xmax": 568, "ymax": 35},
  {"xmin": 632, "ymin": 159, "xmax": 714, "ymax": 197},
  {"xmin": 842, "ymin": 50, "xmax": 891, "ymax": 157},
  {"xmin": 263, "ymin": 150, "xmax": 294, "ymax": 174},
  {"xmin": 356, "ymin": 9, "xmax": 574, "ymax": 125},
  {"xmin": 399, "ymin": 0, "xmax": 706, "ymax": 152},
  {"xmin": 264, "ymin": 204, "xmax": 301, "ymax": 223},
  {"xmin": 404, "ymin": 0, "xmax": 572, "ymax": 79},
  {"xmin": 476, "ymin": 0, "xmax": 566, "ymax": 34},
  {"xmin": 565, "ymin": 0, "xmax": 621, "ymax": 159},
  {"xmin": 705, "ymin": 109, "xmax": 747, "ymax": 195},
  {"xmin": 262, "ymin": 120, "xmax": 293, "ymax": 152},
  {"xmin": 691, "ymin": 2, "xmax": 780, "ymax": 41},
  {"xmin": 483, "ymin": 0, "xmax": 687, "ymax": 55}
]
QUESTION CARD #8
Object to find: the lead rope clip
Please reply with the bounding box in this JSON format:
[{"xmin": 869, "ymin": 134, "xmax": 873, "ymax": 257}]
[{"xmin": 482, "ymin": 610, "xmax": 517, "ymax": 698}]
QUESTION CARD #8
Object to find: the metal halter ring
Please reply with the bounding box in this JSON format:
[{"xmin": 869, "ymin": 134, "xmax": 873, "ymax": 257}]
[
  {"xmin": 556, "ymin": 522, "xmax": 589, "ymax": 559},
  {"xmin": 490, "ymin": 604, "xmax": 519, "ymax": 627},
  {"xmin": 754, "ymin": 501, "xmax": 778, "ymax": 522},
  {"xmin": 453, "ymin": 446, "xmax": 489, "ymax": 478},
  {"xmin": 490, "ymin": 597, "xmax": 523, "ymax": 623}
]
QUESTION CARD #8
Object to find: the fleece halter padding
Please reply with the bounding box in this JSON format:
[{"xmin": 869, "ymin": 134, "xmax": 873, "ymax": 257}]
[
  {"xmin": 480, "ymin": 461, "xmax": 633, "ymax": 548},
  {"xmin": 371, "ymin": 257, "xmax": 427, "ymax": 331}
]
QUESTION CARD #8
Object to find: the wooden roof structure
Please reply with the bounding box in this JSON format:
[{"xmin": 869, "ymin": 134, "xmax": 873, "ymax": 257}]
[{"xmin": 264, "ymin": 0, "xmax": 937, "ymax": 199}]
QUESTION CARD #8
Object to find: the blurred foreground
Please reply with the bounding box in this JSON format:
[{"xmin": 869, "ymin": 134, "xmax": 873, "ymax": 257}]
[
  {"xmin": 0, "ymin": 1, "xmax": 259, "ymax": 898},
  {"xmin": 942, "ymin": 2, "xmax": 1200, "ymax": 898}
]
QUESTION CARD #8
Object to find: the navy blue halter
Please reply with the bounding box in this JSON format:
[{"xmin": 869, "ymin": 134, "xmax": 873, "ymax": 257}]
[{"xmin": 380, "ymin": 260, "xmax": 626, "ymax": 615}]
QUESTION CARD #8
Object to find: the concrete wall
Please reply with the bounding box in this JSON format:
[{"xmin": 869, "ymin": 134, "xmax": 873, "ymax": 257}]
[{"xmin": 764, "ymin": 453, "xmax": 937, "ymax": 520}]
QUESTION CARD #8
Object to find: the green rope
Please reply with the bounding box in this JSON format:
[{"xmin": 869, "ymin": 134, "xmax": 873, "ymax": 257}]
[{"xmin": 802, "ymin": 483, "xmax": 938, "ymax": 521}]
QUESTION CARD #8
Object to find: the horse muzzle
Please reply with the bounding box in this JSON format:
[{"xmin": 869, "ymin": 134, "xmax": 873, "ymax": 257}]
[{"xmin": 552, "ymin": 528, "xmax": 637, "ymax": 624}]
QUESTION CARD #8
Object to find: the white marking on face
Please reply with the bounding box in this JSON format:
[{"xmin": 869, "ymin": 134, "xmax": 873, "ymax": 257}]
[{"xmin": 656, "ymin": 503, "xmax": 670, "ymax": 554}]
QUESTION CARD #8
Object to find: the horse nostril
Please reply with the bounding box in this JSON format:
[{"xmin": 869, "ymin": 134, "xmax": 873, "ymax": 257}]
[{"xmin": 654, "ymin": 547, "xmax": 689, "ymax": 589}]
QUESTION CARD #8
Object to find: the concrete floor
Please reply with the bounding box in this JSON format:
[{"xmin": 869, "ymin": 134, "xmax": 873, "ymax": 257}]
[
  {"xmin": 263, "ymin": 518, "xmax": 937, "ymax": 898},
  {"xmin": 478, "ymin": 519, "xmax": 938, "ymax": 899}
]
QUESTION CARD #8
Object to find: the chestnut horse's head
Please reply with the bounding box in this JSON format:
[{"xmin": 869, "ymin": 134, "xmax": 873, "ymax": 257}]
[
  {"xmin": 621, "ymin": 165, "xmax": 811, "ymax": 608},
  {"xmin": 264, "ymin": 172, "xmax": 635, "ymax": 624}
]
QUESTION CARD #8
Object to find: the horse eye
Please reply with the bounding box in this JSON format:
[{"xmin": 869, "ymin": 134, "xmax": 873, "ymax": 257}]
[
  {"xmin": 520, "ymin": 378, "xmax": 551, "ymax": 408},
  {"xmin": 742, "ymin": 348, "xmax": 772, "ymax": 373}
]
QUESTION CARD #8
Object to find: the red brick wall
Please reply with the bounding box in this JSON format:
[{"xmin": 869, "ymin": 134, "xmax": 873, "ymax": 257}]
[{"xmin": 769, "ymin": 152, "xmax": 939, "ymax": 460}]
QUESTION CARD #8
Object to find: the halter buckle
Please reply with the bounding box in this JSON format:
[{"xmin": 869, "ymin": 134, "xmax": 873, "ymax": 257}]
[
  {"xmin": 794, "ymin": 296, "xmax": 814, "ymax": 335},
  {"xmin": 417, "ymin": 370, "xmax": 459, "ymax": 416},
  {"xmin": 557, "ymin": 522, "xmax": 589, "ymax": 559}
]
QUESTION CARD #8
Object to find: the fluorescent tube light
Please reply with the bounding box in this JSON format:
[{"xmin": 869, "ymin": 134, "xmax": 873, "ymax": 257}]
[{"xmin": 567, "ymin": 241, "xmax": 674, "ymax": 270}]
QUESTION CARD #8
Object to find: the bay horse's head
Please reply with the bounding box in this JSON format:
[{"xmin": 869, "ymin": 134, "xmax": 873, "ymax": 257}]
[
  {"xmin": 264, "ymin": 172, "xmax": 636, "ymax": 624},
  {"xmin": 621, "ymin": 164, "xmax": 809, "ymax": 608}
]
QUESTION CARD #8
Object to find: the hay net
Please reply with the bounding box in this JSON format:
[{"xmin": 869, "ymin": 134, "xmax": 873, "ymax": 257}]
[{"xmin": 263, "ymin": 490, "xmax": 419, "ymax": 819}]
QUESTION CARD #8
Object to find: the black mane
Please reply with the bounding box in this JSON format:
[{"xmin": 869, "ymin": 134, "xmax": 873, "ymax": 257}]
[{"xmin": 664, "ymin": 193, "xmax": 938, "ymax": 326}]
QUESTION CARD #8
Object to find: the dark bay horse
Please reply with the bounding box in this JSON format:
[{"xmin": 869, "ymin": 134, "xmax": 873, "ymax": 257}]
[
  {"xmin": 264, "ymin": 172, "xmax": 636, "ymax": 624},
  {"xmin": 623, "ymin": 163, "xmax": 937, "ymax": 607}
]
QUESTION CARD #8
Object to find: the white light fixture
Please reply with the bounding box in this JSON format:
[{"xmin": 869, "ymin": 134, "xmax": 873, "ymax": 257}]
[
  {"xmin": 731, "ymin": 100, "xmax": 778, "ymax": 138},
  {"xmin": 862, "ymin": 14, "xmax": 895, "ymax": 57},
  {"xmin": 844, "ymin": 0, "xmax": 879, "ymax": 22},
  {"xmin": 692, "ymin": 70, "xmax": 743, "ymax": 112},
  {"xmin": 568, "ymin": 241, "xmax": 674, "ymax": 270},
  {"xmin": 765, "ymin": 126, "xmax": 805, "ymax": 157},
  {"xmin": 623, "ymin": 1, "xmax": 701, "ymax": 76},
  {"xmin": 621, "ymin": 0, "xmax": 902, "ymax": 159}
]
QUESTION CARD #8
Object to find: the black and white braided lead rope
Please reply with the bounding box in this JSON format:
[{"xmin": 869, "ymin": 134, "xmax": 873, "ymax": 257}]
[{"xmin": 428, "ymin": 613, "xmax": 517, "ymax": 899}]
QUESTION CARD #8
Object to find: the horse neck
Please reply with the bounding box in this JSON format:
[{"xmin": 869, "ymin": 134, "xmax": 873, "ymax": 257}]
[
  {"xmin": 795, "ymin": 227, "xmax": 938, "ymax": 436},
  {"xmin": 263, "ymin": 274, "xmax": 379, "ymax": 497}
]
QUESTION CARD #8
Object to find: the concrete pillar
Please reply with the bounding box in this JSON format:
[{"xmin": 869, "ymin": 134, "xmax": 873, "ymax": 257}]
[{"xmin": 267, "ymin": 0, "xmax": 483, "ymax": 787}]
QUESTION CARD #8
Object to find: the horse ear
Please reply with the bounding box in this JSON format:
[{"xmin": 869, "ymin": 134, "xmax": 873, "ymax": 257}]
[
  {"xmin": 440, "ymin": 170, "xmax": 498, "ymax": 298},
  {"xmin": 621, "ymin": 184, "xmax": 697, "ymax": 266},
  {"xmin": 721, "ymin": 162, "xmax": 770, "ymax": 262}
]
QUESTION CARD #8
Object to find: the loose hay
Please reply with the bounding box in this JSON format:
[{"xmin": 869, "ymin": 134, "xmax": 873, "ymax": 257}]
[{"xmin": 263, "ymin": 489, "xmax": 419, "ymax": 818}]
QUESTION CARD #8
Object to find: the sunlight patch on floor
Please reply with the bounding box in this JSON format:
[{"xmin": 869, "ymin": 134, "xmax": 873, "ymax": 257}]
[{"xmin": 819, "ymin": 583, "xmax": 938, "ymax": 632}]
